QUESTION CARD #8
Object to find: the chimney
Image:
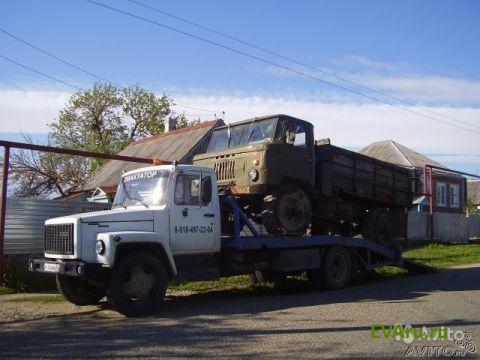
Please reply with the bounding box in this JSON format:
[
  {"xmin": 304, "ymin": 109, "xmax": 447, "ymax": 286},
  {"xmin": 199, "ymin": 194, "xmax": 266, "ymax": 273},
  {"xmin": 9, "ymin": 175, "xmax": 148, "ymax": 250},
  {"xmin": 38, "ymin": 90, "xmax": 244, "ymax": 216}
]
[{"xmin": 165, "ymin": 117, "xmax": 177, "ymax": 133}]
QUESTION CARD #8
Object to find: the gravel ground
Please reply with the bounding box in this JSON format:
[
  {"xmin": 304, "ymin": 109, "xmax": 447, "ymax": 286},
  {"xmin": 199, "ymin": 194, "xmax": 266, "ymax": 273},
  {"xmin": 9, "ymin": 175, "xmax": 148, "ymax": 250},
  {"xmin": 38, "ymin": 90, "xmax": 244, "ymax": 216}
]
[{"xmin": 0, "ymin": 264, "xmax": 479, "ymax": 359}]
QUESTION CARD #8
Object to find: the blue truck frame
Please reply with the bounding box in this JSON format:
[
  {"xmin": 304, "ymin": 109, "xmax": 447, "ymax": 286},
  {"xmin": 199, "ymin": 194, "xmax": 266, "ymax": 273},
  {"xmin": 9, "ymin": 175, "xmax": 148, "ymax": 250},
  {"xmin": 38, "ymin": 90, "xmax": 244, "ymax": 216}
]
[{"xmin": 220, "ymin": 196, "xmax": 404, "ymax": 274}]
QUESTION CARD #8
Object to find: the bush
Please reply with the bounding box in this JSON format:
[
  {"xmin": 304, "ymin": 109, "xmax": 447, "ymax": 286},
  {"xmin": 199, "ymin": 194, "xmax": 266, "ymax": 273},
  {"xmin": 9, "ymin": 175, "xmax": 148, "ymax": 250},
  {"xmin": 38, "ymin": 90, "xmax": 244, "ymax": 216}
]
[{"xmin": 2, "ymin": 255, "xmax": 56, "ymax": 292}]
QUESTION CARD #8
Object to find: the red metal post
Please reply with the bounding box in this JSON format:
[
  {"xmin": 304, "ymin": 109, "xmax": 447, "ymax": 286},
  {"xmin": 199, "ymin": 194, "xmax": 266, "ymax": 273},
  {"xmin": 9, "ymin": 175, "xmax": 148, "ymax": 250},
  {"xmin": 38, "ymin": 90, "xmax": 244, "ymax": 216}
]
[
  {"xmin": 0, "ymin": 146, "xmax": 10, "ymax": 283},
  {"xmin": 0, "ymin": 140, "xmax": 160, "ymax": 165},
  {"xmin": 423, "ymin": 164, "xmax": 480, "ymax": 242},
  {"xmin": 428, "ymin": 166, "xmax": 434, "ymax": 241},
  {"xmin": 0, "ymin": 140, "xmax": 161, "ymax": 283},
  {"xmin": 422, "ymin": 166, "xmax": 426, "ymax": 195}
]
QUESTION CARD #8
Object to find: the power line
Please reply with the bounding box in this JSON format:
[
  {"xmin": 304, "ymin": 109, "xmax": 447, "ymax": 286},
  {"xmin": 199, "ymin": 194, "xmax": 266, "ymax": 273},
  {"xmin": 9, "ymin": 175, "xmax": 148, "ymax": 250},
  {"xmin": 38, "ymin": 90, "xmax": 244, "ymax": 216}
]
[
  {"xmin": 0, "ymin": 27, "xmax": 123, "ymax": 88},
  {"xmin": 83, "ymin": 0, "xmax": 480, "ymax": 135},
  {"xmin": 128, "ymin": 0, "xmax": 479, "ymax": 131},
  {"xmin": 0, "ymin": 53, "xmax": 83, "ymax": 91},
  {"xmin": 174, "ymin": 103, "xmax": 222, "ymax": 114},
  {"xmin": 0, "ymin": 27, "xmax": 220, "ymax": 115},
  {"xmin": 126, "ymin": 0, "xmax": 480, "ymax": 131}
]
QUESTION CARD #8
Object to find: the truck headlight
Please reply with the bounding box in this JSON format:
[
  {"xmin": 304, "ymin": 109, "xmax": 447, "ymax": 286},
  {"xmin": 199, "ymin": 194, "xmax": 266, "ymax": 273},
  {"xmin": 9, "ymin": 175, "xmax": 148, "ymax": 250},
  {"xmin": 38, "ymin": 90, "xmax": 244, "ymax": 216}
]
[
  {"xmin": 248, "ymin": 169, "xmax": 259, "ymax": 181},
  {"xmin": 95, "ymin": 240, "xmax": 105, "ymax": 255}
]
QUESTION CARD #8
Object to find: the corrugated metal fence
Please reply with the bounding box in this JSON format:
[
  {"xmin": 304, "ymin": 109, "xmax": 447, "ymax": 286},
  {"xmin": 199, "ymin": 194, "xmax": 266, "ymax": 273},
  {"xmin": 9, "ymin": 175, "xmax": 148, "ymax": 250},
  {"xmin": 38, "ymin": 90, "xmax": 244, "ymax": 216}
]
[
  {"xmin": 408, "ymin": 211, "xmax": 480, "ymax": 243},
  {"xmin": 5, "ymin": 198, "xmax": 110, "ymax": 255}
]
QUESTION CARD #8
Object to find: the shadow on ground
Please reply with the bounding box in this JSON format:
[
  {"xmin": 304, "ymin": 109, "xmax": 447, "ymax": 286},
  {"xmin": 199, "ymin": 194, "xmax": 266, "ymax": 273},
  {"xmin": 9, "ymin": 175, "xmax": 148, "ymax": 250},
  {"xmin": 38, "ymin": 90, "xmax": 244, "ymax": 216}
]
[{"xmin": 0, "ymin": 265, "xmax": 479, "ymax": 358}]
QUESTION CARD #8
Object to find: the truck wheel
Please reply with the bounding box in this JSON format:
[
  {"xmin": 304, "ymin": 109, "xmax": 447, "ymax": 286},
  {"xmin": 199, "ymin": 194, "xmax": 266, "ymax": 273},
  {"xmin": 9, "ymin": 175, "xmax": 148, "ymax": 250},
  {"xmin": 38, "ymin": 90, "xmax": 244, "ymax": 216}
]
[
  {"xmin": 56, "ymin": 274, "xmax": 105, "ymax": 306},
  {"xmin": 107, "ymin": 251, "xmax": 168, "ymax": 317},
  {"xmin": 362, "ymin": 208, "xmax": 394, "ymax": 246},
  {"xmin": 262, "ymin": 185, "xmax": 311, "ymax": 234},
  {"xmin": 321, "ymin": 246, "xmax": 352, "ymax": 290}
]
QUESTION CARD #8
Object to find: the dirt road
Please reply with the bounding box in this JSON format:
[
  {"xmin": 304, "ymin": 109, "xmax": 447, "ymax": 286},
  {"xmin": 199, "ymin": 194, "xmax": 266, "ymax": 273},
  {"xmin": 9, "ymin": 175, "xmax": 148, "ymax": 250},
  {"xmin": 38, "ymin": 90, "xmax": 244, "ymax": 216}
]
[{"xmin": 1, "ymin": 265, "xmax": 479, "ymax": 359}]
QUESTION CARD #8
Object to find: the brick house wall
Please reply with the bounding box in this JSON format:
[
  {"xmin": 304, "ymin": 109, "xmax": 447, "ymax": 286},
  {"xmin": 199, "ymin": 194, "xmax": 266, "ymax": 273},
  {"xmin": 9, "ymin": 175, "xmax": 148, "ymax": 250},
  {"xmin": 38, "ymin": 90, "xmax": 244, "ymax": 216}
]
[{"xmin": 415, "ymin": 171, "xmax": 466, "ymax": 214}]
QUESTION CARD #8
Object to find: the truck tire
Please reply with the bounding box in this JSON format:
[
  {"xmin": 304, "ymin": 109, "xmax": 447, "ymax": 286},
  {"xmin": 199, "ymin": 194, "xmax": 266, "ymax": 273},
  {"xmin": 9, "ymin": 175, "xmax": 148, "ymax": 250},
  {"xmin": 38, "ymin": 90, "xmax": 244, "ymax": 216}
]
[
  {"xmin": 107, "ymin": 251, "xmax": 168, "ymax": 317},
  {"xmin": 321, "ymin": 246, "xmax": 352, "ymax": 290},
  {"xmin": 56, "ymin": 274, "xmax": 105, "ymax": 306},
  {"xmin": 262, "ymin": 185, "xmax": 311, "ymax": 235},
  {"xmin": 362, "ymin": 208, "xmax": 394, "ymax": 246}
]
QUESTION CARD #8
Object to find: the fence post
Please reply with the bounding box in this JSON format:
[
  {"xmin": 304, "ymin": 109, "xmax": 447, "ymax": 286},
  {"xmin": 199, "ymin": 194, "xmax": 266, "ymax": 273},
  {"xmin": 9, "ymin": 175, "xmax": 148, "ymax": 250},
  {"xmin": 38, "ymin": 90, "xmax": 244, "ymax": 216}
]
[{"xmin": 0, "ymin": 146, "xmax": 10, "ymax": 283}]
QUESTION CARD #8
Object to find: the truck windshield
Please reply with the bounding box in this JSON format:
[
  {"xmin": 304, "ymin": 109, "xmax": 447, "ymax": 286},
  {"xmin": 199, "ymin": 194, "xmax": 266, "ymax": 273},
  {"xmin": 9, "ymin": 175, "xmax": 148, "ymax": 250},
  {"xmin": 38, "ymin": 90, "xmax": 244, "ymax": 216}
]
[
  {"xmin": 207, "ymin": 118, "xmax": 276, "ymax": 152},
  {"xmin": 113, "ymin": 169, "xmax": 170, "ymax": 208}
]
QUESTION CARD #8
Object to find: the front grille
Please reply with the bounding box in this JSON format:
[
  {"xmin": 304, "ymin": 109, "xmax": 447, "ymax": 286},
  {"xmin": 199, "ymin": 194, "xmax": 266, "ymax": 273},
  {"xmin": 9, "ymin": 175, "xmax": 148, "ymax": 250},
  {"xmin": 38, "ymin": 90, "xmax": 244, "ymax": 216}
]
[
  {"xmin": 45, "ymin": 224, "xmax": 74, "ymax": 255},
  {"xmin": 214, "ymin": 159, "xmax": 235, "ymax": 181}
]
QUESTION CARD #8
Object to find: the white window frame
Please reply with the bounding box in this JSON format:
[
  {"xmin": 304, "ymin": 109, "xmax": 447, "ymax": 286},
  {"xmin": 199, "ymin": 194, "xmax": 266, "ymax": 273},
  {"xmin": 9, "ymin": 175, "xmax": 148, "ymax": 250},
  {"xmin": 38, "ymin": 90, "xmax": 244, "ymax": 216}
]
[
  {"xmin": 449, "ymin": 183, "xmax": 460, "ymax": 208},
  {"xmin": 436, "ymin": 182, "xmax": 447, "ymax": 207}
]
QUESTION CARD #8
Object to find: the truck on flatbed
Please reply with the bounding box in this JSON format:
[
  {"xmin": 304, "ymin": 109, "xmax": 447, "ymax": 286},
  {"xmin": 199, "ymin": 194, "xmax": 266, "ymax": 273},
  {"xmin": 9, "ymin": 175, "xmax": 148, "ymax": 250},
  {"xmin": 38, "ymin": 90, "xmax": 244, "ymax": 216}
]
[
  {"xmin": 30, "ymin": 164, "xmax": 405, "ymax": 317},
  {"xmin": 193, "ymin": 114, "xmax": 411, "ymax": 244}
]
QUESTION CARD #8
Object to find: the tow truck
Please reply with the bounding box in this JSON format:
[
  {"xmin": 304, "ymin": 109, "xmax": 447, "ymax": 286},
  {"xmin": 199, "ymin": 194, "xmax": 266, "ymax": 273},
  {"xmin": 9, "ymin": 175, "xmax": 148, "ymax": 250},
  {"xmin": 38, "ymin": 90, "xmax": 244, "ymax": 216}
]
[{"xmin": 30, "ymin": 164, "xmax": 407, "ymax": 317}]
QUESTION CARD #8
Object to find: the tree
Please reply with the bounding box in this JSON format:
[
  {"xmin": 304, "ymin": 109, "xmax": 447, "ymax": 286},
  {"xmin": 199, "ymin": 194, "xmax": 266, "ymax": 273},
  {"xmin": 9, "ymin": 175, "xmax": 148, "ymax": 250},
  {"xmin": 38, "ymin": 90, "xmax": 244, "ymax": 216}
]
[
  {"xmin": 9, "ymin": 136, "xmax": 89, "ymax": 198},
  {"xmin": 10, "ymin": 82, "xmax": 194, "ymax": 198}
]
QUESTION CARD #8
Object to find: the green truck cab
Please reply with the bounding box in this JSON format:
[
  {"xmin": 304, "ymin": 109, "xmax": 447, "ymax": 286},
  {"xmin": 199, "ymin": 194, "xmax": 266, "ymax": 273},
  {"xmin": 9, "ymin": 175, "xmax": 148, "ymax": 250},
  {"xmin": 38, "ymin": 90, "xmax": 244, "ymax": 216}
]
[
  {"xmin": 193, "ymin": 114, "xmax": 411, "ymax": 242},
  {"xmin": 194, "ymin": 114, "xmax": 314, "ymax": 193}
]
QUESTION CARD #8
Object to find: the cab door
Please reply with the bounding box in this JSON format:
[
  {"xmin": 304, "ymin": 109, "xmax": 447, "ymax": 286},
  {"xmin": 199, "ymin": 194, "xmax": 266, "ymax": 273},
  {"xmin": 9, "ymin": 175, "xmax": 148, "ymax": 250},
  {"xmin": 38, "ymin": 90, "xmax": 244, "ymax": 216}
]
[
  {"xmin": 169, "ymin": 171, "xmax": 215, "ymax": 253},
  {"xmin": 284, "ymin": 119, "xmax": 315, "ymax": 186}
]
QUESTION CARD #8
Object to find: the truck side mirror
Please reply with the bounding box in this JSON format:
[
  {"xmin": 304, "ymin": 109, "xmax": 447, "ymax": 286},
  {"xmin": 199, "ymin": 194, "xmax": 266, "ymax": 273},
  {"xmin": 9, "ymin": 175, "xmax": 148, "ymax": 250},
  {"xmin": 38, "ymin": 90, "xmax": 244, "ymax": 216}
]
[{"xmin": 286, "ymin": 131, "xmax": 296, "ymax": 145}]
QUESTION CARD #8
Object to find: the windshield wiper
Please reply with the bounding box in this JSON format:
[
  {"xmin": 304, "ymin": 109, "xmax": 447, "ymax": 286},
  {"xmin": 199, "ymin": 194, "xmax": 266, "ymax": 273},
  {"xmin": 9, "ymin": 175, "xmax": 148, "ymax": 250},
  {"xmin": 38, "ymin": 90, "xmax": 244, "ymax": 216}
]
[{"xmin": 120, "ymin": 178, "xmax": 149, "ymax": 208}]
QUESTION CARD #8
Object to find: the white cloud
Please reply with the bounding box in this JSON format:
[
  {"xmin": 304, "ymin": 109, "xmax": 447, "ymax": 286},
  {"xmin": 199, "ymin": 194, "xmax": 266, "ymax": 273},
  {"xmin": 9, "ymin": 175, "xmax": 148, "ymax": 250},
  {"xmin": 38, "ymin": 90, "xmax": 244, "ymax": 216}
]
[
  {"xmin": 176, "ymin": 94, "xmax": 480, "ymax": 167},
  {"xmin": 0, "ymin": 90, "xmax": 71, "ymax": 133},
  {"xmin": 360, "ymin": 75, "xmax": 480, "ymax": 105},
  {"xmin": 0, "ymin": 89, "xmax": 478, "ymax": 173},
  {"xmin": 255, "ymin": 55, "xmax": 480, "ymax": 107}
]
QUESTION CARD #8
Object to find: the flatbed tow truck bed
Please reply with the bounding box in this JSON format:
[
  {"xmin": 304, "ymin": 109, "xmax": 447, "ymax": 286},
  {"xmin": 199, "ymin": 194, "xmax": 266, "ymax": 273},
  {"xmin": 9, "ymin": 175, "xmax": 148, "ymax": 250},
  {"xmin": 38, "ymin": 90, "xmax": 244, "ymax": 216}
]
[{"xmin": 214, "ymin": 197, "xmax": 428, "ymax": 282}]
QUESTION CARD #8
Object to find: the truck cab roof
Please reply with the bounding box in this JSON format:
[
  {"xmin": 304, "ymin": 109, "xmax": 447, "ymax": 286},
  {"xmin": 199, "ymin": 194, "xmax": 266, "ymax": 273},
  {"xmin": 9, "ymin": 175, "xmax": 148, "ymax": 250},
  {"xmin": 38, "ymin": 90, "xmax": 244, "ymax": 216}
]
[
  {"xmin": 212, "ymin": 114, "xmax": 312, "ymax": 130},
  {"xmin": 122, "ymin": 164, "xmax": 215, "ymax": 177}
]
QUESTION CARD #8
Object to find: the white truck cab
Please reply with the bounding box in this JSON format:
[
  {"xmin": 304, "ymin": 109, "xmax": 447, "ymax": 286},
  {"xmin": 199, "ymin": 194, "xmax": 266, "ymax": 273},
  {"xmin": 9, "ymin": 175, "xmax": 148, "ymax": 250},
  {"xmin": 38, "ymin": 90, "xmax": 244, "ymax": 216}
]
[{"xmin": 31, "ymin": 164, "xmax": 222, "ymax": 316}]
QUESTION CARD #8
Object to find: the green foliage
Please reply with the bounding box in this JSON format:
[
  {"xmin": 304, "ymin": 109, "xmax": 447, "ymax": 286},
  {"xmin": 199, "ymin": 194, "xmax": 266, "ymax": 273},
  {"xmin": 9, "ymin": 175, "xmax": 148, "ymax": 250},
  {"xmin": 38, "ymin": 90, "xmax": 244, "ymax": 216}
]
[
  {"xmin": 467, "ymin": 200, "xmax": 480, "ymax": 215},
  {"xmin": 50, "ymin": 83, "xmax": 126, "ymax": 158},
  {"xmin": 0, "ymin": 285, "xmax": 15, "ymax": 295},
  {"xmin": 170, "ymin": 242, "xmax": 480, "ymax": 295},
  {"xmin": 122, "ymin": 84, "xmax": 171, "ymax": 139},
  {"xmin": 3, "ymin": 256, "xmax": 56, "ymax": 292},
  {"xmin": 49, "ymin": 82, "xmax": 181, "ymax": 171},
  {"xmin": 402, "ymin": 241, "xmax": 480, "ymax": 268},
  {"xmin": 11, "ymin": 82, "xmax": 197, "ymax": 198},
  {"xmin": 170, "ymin": 275, "xmax": 253, "ymax": 292}
]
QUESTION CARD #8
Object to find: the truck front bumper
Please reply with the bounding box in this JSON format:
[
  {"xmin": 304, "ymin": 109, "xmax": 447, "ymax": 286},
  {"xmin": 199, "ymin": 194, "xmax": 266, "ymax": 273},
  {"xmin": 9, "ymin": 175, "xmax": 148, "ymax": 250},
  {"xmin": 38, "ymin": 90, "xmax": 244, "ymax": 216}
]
[{"xmin": 29, "ymin": 258, "xmax": 102, "ymax": 277}]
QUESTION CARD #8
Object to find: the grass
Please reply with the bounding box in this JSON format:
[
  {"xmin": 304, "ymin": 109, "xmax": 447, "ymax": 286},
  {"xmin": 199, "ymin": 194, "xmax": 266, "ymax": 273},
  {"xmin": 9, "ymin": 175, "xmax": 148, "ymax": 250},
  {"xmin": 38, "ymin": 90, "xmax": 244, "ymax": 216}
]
[
  {"xmin": 402, "ymin": 241, "xmax": 480, "ymax": 269},
  {"xmin": 171, "ymin": 241, "xmax": 480, "ymax": 294},
  {"xmin": 0, "ymin": 285, "xmax": 15, "ymax": 295},
  {"xmin": 4, "ymin": 294, "xmax": 65, "ymax": 303},
  {"xmin": 2, "ymin": 241, "xmax": 479, "ymax": 297},
  {"xmin": 170, "ymin": 275, "xmax": 254, "ymax": 293}
]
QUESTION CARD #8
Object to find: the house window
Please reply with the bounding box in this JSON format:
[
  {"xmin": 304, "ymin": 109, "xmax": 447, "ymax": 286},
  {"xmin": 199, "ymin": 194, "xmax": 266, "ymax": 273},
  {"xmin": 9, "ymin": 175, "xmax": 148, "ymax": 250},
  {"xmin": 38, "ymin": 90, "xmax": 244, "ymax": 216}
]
[
  {"xmin": 450, "ymin": 184, "xmax": 460, "ymax": 208},
  {"xmin": 436, "ymin": 182, "xmax": 447, "ymax": 207}
]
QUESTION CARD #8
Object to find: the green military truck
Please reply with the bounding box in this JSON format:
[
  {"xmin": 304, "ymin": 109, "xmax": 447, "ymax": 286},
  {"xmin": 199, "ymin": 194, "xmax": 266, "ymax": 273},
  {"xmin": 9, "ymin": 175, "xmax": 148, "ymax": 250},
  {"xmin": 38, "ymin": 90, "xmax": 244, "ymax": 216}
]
[{"xmin": 193, "ymin": 114, "xmax": 411, "ymax": 244}]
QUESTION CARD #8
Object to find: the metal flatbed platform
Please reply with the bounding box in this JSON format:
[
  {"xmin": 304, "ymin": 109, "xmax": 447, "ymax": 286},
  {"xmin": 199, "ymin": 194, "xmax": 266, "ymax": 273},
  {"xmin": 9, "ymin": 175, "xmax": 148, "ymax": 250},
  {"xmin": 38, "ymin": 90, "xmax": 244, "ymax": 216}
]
[{"xmin": 220, "ymin": 196, "xmax": 404, "ymax": 269}]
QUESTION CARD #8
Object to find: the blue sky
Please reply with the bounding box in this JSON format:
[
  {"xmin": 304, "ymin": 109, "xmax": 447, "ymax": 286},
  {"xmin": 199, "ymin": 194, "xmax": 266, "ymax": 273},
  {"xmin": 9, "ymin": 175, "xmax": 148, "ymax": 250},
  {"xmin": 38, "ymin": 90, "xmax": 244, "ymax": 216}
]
[{"xmin": 1, "ymin": 0, "xmax": 480, "ymax": 173}]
